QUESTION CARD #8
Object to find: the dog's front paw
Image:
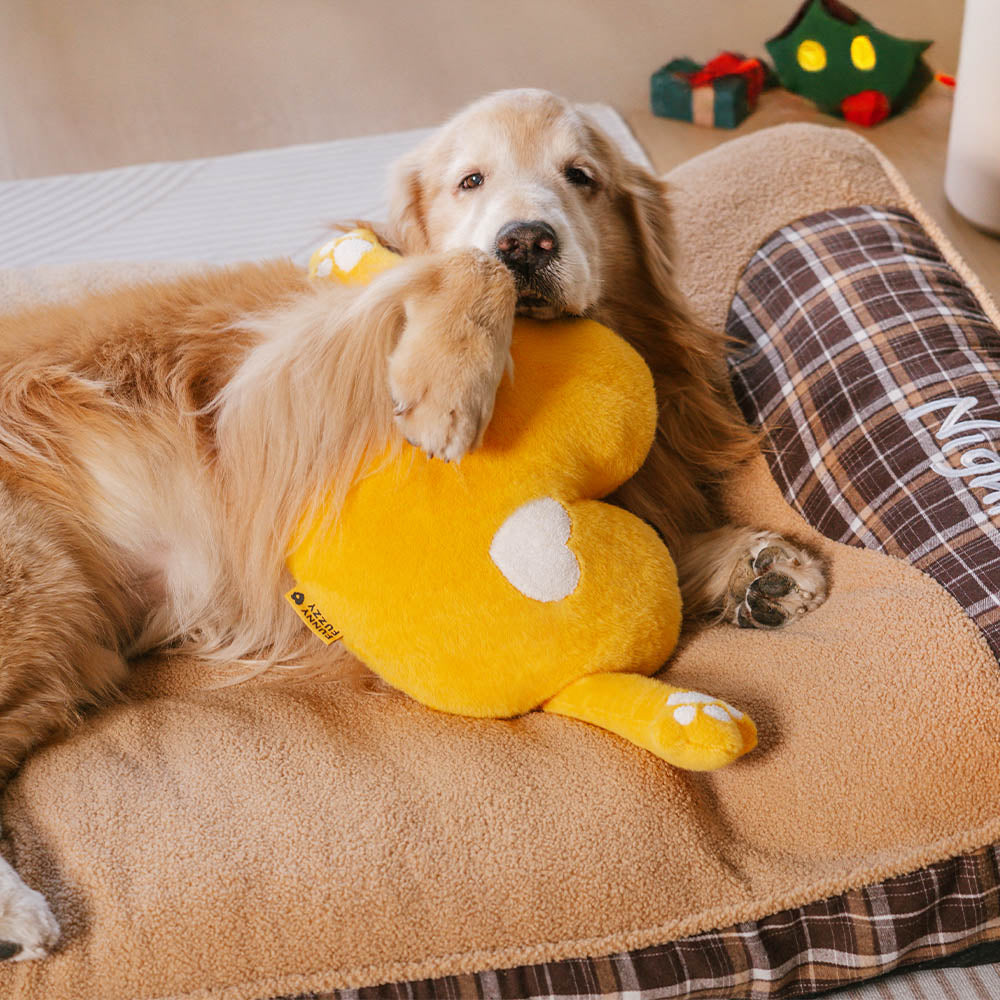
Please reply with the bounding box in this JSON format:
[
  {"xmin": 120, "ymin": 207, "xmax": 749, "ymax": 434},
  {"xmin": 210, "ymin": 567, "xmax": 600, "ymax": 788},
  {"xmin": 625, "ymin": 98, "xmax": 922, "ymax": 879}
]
[
  {"xmin": 725, "ymin": 532, "xmax": 827, "ymax": 629},
  {"xmin": 0, "ymin": 871, "xmax": 59, "ymax": 962},
  {"xmin": 389, "ymin": 250, "xmax": 516, "ymax": 463},
  {"xmin": 389, "ymin": 362, "xmax": 498, "ymax": 464}
]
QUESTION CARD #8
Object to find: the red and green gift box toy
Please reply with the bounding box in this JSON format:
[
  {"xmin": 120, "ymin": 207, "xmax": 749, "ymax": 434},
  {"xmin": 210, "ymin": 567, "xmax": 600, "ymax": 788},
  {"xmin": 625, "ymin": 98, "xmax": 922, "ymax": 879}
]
[{"xmin": 651, "ymin": 52, "xmax": 768, "ymax": 129}]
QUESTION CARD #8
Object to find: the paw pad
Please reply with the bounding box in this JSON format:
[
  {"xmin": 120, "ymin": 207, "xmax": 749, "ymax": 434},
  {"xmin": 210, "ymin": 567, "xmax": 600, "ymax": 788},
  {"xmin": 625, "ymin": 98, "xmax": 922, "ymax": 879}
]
[
  {"xmin": 673, "ymin": 704, "xmax": 697, "ymax": 725},
  {"xmin": 727, "ymin": 536, "xmax": 827, "ymax": 630},
  {"xmin": 657, "ymin": 689, "xmax": 757, "ymax": 769},
  {"xmin": 331, "ymin": 235, "xmax": 374, "ymax": 273},
  {"xmin": 667, "ymin": 689, "xmax": 744, "ymax": 725},
  {"xmin": 308, "ymin": 228, "xmax": 399, "ymax": 286},
  {"xmin": 753, "ymin": 545, "xmax": 796, "ymax": 574},
  {"xmin": 311, "ymin": 234, "xmax": 374, "ymax": 278}
]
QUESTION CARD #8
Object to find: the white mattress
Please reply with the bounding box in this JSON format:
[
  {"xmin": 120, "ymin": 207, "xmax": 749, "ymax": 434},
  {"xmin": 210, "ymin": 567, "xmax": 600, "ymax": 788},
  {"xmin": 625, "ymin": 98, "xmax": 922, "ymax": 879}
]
[{"xmin": 0, "ymin": 105, "xmax": 649, "ymax": 270}]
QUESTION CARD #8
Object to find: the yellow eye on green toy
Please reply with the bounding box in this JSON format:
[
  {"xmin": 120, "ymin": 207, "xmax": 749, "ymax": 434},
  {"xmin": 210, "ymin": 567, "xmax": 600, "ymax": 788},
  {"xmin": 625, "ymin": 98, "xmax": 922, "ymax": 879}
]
[
  {"xmin": 796, "ymin": 39, "xmax": 827, "ymax": 73},
  {"xmin": 286, "ymin": 230, "xmax": 758, "ymax": 771}
]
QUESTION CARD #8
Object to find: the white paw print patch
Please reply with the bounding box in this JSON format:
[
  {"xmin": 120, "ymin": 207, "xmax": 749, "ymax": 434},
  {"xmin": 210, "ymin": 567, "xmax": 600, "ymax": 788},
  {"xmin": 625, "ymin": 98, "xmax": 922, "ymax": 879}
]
[
  {"xmin": 667, "ymin": 690, "xmax": 744, "ymax": 727},
  {"xmin": 309, "ymin": 231, "xmax": 376, "ymax": 281}
]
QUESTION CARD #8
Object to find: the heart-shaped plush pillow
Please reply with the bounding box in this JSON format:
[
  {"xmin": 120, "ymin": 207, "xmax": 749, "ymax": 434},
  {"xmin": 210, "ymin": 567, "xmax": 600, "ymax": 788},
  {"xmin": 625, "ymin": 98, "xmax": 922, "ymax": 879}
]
[{"xmin": 286, "ymin": 232, "xmax": 756, "ymax": 770}]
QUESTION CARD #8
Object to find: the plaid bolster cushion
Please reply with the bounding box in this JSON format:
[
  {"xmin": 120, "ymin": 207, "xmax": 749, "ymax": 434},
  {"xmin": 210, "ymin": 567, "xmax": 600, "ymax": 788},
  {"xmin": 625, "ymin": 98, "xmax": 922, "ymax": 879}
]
[
  {"xmin": 727, "ymin": 205, "xmax": 1000, "ymax": 658},
  {"xmin": 272, "ymin": 206, "xmax": 1000, "ymax": 999}
]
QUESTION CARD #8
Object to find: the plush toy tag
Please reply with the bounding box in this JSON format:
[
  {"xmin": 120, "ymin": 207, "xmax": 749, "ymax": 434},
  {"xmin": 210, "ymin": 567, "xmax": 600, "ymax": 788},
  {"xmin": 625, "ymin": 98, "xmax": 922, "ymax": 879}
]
[{"xmin": 284, "ymin": 587, "xmax": 343, "ymax": 645}]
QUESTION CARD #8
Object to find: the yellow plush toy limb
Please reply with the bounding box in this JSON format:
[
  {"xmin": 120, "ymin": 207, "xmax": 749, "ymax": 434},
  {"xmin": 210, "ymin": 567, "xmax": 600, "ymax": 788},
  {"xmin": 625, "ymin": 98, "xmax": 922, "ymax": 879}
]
[
  {"xmin": 290, "ymin": 230, "xmax": 757, "ymax": 770},
  {"xmin": 309, "ymin": 230, "xmax": 400, "ymax": 285},
  {"xmin": 542, "ymin": 675, "xmax": 757, "ymax": 772}
]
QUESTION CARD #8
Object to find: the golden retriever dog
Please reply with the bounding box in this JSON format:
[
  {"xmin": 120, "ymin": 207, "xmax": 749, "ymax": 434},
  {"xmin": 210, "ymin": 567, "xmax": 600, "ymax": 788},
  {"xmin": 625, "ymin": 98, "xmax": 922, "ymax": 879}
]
[{"xmin": 0, "ymin": 88, "xmax": 826, "ymax": 959}]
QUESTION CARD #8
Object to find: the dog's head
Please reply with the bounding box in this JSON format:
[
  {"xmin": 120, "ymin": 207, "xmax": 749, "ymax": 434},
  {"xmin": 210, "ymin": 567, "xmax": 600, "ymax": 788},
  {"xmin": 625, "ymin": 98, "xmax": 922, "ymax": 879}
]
[{"xmin": 385, "ymin": 89, "xmax": 674, "ymax": 321}]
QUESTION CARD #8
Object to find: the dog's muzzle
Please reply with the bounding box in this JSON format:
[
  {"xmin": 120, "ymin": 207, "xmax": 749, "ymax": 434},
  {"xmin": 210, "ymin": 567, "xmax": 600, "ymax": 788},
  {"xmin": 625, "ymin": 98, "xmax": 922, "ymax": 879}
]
[
  {"xmin": 494, "ymin": 220, "xmax": 564, "ymax": 317},
  {"xmin": 494, "ymin": 220, "xmax": 559, "ymax": 279}
]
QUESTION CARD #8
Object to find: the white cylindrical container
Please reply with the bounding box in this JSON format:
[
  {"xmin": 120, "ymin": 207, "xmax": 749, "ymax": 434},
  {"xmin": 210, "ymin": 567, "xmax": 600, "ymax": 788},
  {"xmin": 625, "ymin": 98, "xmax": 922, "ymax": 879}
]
[{"xmin": 944, "ymin": 0, "xmax": 1000, "ymax": 235}]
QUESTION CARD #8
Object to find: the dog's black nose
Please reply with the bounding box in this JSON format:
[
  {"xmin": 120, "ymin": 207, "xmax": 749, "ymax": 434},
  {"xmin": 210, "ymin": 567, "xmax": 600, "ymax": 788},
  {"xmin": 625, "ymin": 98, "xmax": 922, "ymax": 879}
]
[{"xmin": 494, "ymin": 220, "xmax": 559, "ymax": 275}]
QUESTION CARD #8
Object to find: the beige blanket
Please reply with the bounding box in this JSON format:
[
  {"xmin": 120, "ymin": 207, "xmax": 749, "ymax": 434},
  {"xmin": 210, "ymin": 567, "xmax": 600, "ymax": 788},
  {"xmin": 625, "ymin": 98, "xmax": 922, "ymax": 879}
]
[{"xmin": 3, "ymin": 124, "xmax": 1000, "ymax": 1000}]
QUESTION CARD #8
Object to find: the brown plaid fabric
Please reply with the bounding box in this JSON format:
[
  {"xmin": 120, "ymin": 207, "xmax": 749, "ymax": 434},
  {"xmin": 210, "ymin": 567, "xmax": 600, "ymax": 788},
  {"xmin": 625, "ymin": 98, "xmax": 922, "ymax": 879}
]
[
  {"xmin": 271, "ymin": 205, "xmax": 1000, "ymax": 1000},
  {"xmin": 274, "ymin": 844, "xmax": 1000, "ymax": 1000},
  {"xmin": 726, "ymin": 205, "xmax": 1000, "ymax": 657}
]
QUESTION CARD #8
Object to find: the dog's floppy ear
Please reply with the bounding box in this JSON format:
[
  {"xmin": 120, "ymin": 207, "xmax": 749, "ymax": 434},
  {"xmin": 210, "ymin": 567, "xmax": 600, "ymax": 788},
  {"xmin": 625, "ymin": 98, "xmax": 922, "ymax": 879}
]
[
  {"xmin": 617, "ymin": 161, "xmax": 676, "ymax": 299},
  {"xmin": 580, "ymin": 114, "xmax": 676, "ymax": 300},
  {"xmin": 384, "ymin": 146, "xmax": 432, "ymax": 255}
]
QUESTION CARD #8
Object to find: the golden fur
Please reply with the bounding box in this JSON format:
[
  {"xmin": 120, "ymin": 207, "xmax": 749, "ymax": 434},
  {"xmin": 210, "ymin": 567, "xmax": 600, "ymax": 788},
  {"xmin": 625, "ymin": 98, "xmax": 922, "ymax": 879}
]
[{"xmin": 0, "ymin": 89, "xmax": 826, "ymax": 960}]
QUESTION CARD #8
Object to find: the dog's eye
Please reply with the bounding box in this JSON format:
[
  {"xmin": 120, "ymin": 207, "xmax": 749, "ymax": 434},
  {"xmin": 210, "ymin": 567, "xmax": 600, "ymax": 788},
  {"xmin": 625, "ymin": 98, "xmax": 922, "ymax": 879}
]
[
  {"xmin": 564, "ymin": 165, "xmax": 594, "ymax": 188},
  {"xmin": 459, "ymin": 172, "xmax": 484, "ymax": 191}
]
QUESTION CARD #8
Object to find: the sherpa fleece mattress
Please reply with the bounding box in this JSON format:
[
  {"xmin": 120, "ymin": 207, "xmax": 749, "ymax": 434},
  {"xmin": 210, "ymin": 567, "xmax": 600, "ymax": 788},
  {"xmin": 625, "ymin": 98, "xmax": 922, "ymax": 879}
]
[{"xmin": 2, "ymin": 119, "xmax": 1000, "ymax": 1000}]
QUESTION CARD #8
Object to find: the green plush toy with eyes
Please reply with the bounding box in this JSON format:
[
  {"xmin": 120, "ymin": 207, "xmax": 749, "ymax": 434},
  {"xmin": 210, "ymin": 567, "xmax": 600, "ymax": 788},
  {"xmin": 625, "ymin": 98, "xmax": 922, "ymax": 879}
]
[{"xmin": 766, "ymin": 0, "xmax": 933, "ymax": 126}]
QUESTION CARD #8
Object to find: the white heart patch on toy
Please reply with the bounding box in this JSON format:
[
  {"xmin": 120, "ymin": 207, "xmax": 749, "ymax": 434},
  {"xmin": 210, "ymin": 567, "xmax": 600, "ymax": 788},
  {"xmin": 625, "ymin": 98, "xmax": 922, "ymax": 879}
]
[
  {"xmin": 332, "ymin": 236, "xmax": 373, "ymax": 273},
  {"xmin": 489, "ymin": 497, "xmax": 580, "ymax": 602}
]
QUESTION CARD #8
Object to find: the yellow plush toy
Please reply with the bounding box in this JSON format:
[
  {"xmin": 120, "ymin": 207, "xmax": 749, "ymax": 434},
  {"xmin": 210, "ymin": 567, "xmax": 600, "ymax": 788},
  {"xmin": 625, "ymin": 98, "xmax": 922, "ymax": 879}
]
[{"xmin": 287, "ymin": 230, "xmax": 757, "ymax": 771}]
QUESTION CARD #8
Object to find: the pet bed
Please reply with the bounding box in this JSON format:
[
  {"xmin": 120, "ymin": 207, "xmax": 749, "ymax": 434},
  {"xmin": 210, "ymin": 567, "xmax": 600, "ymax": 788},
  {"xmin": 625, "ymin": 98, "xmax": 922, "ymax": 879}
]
[{"xmin": 1, "ymin": 120, "xmax": 1000, "ymax": 1000}]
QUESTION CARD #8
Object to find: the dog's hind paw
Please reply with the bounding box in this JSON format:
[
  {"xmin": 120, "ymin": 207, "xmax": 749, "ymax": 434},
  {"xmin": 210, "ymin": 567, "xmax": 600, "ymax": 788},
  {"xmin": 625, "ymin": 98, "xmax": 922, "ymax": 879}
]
[{"xmin": 725, "ymin": 532, "xmax": 827, "ymax": 630}]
